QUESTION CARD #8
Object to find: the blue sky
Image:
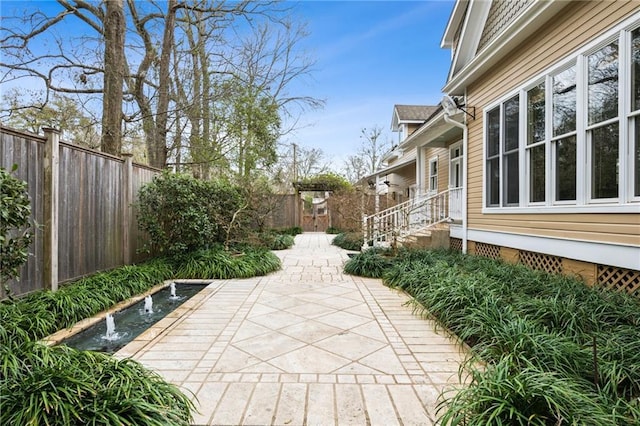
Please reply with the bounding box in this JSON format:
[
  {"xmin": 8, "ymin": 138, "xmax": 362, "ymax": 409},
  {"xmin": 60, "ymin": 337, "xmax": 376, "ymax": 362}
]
[
  {"xmin": 0, "ymin": 0, "xmax": 455, "ymax": 166},
  {"xmin": 286, "ymin": 0, "xmax": 454, "ymax": 163}
]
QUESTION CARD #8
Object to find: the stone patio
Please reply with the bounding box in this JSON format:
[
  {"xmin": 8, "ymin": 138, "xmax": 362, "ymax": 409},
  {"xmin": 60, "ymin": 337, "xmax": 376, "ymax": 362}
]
[{"xmin": 118, "ymin": 233, "xmax": 469, "ymax": 425}]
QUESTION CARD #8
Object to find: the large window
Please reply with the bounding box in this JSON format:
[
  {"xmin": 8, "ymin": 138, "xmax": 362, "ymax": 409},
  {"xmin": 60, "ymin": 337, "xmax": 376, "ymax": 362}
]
[
  {"xmin": 484, "ymin": 23, "xmax": 639, "ymax": 209},
  {"xmin": 552, "ymin": 66, "xmax": 577, "ymax": 202},
  {"xmin": 527, "ymin": 83, "xmax": 546, "ymax": 203},
  {"xmin": 588, "ymin": 42, "xmax": 619, "ymax": 200},
  {"xmin": 632, "ymin": 28, "xmax": 640, "ymax": 197}
]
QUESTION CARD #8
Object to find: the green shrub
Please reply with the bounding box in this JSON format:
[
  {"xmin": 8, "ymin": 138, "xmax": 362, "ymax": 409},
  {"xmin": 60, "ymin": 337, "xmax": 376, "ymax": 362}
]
[
  {"xmin": 325, "ymin": 226, "xmax": 341, "ymax": 234},
  {"xmin": 0, "ymin": 258, "xmax": 174, "ymax": 346},
  {"xmin": 269, "ymin": 234, "xmax": 295, "ymax": 250},
  {"xmin": 172, "ymin": 247, "xmax": 280, "ymax": 279},
  {"xmin": 343, "ymin": 248, "xmax": 393, "ymax": 278},
  {"xmin": 0, "ymin": 165, "xmax": 34, "ymax": 297},
  {"xmin": 1, "ymin": 341, "xmax": 194, "ymax": 425},
  {"xmin": 137, "ymin": 172, "xmax": 246, "ymax": 254},
  {"xmin": 332, "ymin": 232, "xmax": 363, "ymax": 251},
  {"xmin": 272, "ymin": 226, "xmax": 303, "ymax": 236},
  {"xmin": 383, "ymin": 249, "xmax": 640, "ymax": 423},
  {"xmin": 440, "ymin": 355, "xmax": 616, "ymax": 425}
]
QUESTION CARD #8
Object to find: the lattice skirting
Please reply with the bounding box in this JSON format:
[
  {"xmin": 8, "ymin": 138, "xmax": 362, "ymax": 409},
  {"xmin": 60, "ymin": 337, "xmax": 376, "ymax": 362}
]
[
  {"xmin": 475, "ymin": 242, "xmax": 501, "ymax": 259},
  {"xmin": 449, "ymin": 237, "xmax": 463, "ymax": 252},
  {"xmin": 519, "ymin": 250, "xmax": 563, "ymax": 275},
  {"xmin": 597, "ymin": 265, "xmax": 640, "ymax": 295}
]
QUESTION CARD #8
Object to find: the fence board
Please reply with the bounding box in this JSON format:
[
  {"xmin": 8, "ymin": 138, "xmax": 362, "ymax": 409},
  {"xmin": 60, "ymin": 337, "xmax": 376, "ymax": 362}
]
[{"xmin": 1, "ymin": 126, "xmax": 159, "ymax": 298}]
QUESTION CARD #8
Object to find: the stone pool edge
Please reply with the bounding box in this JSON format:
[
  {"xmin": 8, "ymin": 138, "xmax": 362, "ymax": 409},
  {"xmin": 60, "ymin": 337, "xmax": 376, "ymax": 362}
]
[{"xmin": 41, "ymin": 280, "xmax": 219, "ymax": 352}]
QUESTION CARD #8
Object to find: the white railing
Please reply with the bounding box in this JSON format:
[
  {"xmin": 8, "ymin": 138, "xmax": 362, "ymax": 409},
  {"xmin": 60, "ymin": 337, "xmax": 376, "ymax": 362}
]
[
  {"xmin": 362, "ymin": 189, "xmax": 453, "ymax": 248},
  {"xmin": 449, "ymin": 187, "xmax": 463, "ymax": 221}
]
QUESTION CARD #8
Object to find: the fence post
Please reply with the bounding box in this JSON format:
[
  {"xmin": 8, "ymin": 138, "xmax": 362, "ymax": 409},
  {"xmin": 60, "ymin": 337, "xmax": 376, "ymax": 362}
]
[
  {"xmin": 43, "ymin": 127, "xmax": 59, "ymax": 292},
  {"xmin": 121, "ymin": 153, "xmax": 133, "ymax": 265}
]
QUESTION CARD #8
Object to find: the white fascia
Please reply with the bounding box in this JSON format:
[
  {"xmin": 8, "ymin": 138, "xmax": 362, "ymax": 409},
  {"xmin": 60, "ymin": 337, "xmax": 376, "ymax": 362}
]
[{"xmin": 443, "ymin": 1, "xmax": 567, "ymax": 94}]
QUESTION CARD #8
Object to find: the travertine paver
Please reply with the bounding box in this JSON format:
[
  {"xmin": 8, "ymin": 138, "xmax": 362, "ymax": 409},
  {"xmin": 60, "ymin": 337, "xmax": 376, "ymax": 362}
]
[{"xmin": 119, "ymin": 233, "xmax": 469, "ymax": 425}]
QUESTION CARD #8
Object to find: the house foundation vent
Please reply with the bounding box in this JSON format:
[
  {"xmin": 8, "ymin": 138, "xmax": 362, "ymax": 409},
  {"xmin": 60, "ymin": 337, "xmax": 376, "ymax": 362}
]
[
  {"xmin": 449, "ymin": 238, "xmax": 463, "ymax": 252},
  {"xmin": 519, "ymin": 250, "xmax": 562, "ymax": 275},
  {"xmin": 597, "ymin": 265, "xmax": 640, "ymax": 296},
  {"xmin": 475, "ymin": 242, "xmax": 500, "ymax": 259}
]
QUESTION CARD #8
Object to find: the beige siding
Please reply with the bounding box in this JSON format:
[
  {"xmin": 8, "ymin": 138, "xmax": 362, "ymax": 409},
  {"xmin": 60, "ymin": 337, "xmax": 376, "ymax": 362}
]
[{"xmin": 466, "ymin": 1, "xmax": 639, "ymax": 246}]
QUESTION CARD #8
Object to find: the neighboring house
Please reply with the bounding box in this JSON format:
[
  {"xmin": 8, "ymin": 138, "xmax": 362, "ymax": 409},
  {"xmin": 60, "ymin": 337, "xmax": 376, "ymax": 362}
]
[
  {"xmin": 365, "ymin": 0, "xmax": 640, "ymax": 293},
  {"xmin": 371, "ymin": 105, "xmax": 440, "ymax": 203}
]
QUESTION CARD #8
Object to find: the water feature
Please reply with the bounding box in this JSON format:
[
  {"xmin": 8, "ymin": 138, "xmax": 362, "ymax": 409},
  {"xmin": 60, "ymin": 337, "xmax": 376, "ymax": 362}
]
[
  {"xmin": 170, "ymin": 282, "xmax": 178, "ymax": 299},
  {"xmin": 61, "ymin": 283, "xmax": 205, "ymax": 354},
  {"xmin": 105, "ymin": 313, "xmax": 116, "ymax": 340},
  {"xmin": 144, "ymin": 295, "xmax": 153, "ymax": 313}
]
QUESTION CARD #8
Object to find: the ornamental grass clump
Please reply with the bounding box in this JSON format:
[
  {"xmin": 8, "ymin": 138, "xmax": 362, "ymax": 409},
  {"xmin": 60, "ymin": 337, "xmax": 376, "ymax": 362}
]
[
  {"xmin": 0, "ymin": 341, "xmax": 194, "ymax": 426},
  {"xmin": 343, "ymin": 248, "xmax": 394, "ymax": 278},
  {"xmin": 382, "ymin": 249, "xmax": 640, "ymax": 424},
  {"xmin": 332, "ymin": 232, "xmax": 364, "ymax": 251},
  {"xmin": 0, "ymin": 258, "xmax": 174, "ymax": 346},
  {"xmin": 172, "ymin": 247, "xmax": 280, "ymax": 279}
]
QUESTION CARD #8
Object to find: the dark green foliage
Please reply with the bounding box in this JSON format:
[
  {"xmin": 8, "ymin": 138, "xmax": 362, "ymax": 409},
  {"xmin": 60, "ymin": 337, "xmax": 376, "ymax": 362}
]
[
  {"xmin": 343, "ymin": 248, "xmax": 393, "ymax": 278},
  {"xmin": 136, "ymin": 172, "xmax": 246, "ymax": 254},
  {"xmin": 383, "ymin": 249, "xmax": 640, "ymax": 424},
  {"xmin": 0, "ymin": 165, "xmax": 34, "ymax": 295},
  {"xmin": 0, "ymin": 341, "xmax": 194, "ymax": 425},
  {"xmin": 272, "ymin": 226, "xmax": 303, "ymax": 236},
  {"xmin": 0, "ymin": 244, "xmax": 282, "ymax": 425},
  {"xmin": 0, "ymin": 258, "xmax": 174, "ymax": 346},
  {"xmin": 253, "ymin": 231, "xmax": 296, "ymax": 250},
  {"xmin": 325, "ymin": 226, "xmax": 341, "ymax": 234},
  {"xmin": 332, "ymin": 232, "xmax": 363, "ymax": 251},
  {"xmin": 440, "ymin": 355, "xmax": 617, "ymax": 426},
  {"xmin": 268, "ymin": 234, "xmax": 295, "ymax": 250},
  {"xmin": 172, "ymin": 247, "xmax": 280, "ymax": 279},
  {"xmin": 295, "ymin": 173, "xmax": 351, "ymax": 191}
]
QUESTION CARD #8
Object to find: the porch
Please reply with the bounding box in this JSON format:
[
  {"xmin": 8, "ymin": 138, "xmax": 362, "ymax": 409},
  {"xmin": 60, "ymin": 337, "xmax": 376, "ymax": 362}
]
[{"xmin": 363, "ymin": 187, "xmax": 463, "ymax": 248}]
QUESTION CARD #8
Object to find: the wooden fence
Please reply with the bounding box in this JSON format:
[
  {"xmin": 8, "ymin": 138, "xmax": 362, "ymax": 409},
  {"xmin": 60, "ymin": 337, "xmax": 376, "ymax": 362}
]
[{"xmin": 1, "ymin": 126, "xmax": 159, "ymax": 299}]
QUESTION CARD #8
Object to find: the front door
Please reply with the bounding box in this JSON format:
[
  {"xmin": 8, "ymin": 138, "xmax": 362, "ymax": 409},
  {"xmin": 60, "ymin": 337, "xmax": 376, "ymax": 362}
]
[{"xmin": 449, "ymin": 142, "xmax": 463, "ymax": 220}]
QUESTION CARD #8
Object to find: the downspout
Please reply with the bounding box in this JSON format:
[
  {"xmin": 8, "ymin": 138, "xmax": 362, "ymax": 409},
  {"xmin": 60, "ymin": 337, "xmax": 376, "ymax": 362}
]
[{"xmin": 443, "ymin": 113, "xmax": 468, "ymax": 254}]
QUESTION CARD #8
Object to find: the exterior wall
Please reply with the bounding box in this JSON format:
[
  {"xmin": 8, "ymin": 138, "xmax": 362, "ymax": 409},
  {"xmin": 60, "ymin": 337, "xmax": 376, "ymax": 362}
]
[
  {"xmin": 422, "ymin": 146, "xmax": 450, "ymax": 194},
  {"xmin": 464, "ymin": 1, "xmax": 639, "ymax": 269},
  {"xmin": 407, "ymin": 123, "xmax": 422, "ymax": 137}
]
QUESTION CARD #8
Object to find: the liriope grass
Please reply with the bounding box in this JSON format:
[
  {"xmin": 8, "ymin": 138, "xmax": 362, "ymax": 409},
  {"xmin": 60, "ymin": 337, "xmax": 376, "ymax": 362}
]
[
  {"xmin": 172, "ymin": 247, "xmax": 280, "ymax": 279},
  {"xmin": 332, "ymin": 232, "xmax": 363, "ymax": 251},
  {"xmin": 0, "ymin": 244, "xmax": 282, "ymax": 426},
  {"xmin": 1, "ymin": 341, "xmax": 194, "ymax": 426},
  {"xmin": 343, "ymin": 248, "xmax": 393, "ymax": 278},
  {"xmin": 380, "ymin": 249, "xmax": 640, "ymax": 424}
]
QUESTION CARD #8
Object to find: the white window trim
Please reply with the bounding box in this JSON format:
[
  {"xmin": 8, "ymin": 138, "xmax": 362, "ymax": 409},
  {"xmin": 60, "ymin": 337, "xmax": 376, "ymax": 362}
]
[
  {"xmin": 428, "ymin": 156, "xmax": 438, "ymax": 193},
  {"xmin": 482, "ymin": 15, "xmax": 640, "ymax": 214}
]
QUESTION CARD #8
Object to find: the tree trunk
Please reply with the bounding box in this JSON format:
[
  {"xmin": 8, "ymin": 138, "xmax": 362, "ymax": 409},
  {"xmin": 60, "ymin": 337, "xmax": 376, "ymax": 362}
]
[
  {"xmin": 151, "ymin": 0, "xmax": 177, "ymax": 169},
  {"xmin": 101, "ymin": 0, "xmax": 125, "ymax": 155}
]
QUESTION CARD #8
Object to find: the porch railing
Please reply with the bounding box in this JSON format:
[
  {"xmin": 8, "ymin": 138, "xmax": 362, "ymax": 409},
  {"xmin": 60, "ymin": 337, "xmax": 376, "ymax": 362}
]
[{"xmin": 362, "ymin": 189, "xmax": 453, "ymax": 248}]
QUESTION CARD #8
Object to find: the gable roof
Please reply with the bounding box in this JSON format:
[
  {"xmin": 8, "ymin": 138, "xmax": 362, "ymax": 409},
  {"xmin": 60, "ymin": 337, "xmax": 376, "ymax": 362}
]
[
  {"xmin": 391, "ymin": 105, "xmax": 439, "ymax": 131},
  {"xmin": 442, "ymin": 0, "xmax": 568, "ymax": 94}
]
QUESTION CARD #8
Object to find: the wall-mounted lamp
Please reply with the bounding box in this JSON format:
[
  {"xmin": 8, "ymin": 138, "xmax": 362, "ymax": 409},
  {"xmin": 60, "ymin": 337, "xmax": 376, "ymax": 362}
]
[{"xmin": 442, "ymin": 95, "xmax": 475, "ymax": 120}]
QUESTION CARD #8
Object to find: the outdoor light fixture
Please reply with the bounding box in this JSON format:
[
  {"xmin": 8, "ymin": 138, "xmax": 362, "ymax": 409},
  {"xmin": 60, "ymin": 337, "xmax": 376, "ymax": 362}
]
[{"xmin": 441, "ymin": 95, "xmax": 475, "ymax": 120}]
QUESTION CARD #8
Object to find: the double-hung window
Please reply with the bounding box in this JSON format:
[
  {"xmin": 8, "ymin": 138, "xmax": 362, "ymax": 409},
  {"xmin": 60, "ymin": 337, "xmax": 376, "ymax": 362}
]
[
  {"xmin": 588, "ymin": 41, "xmax": 619, "ymax": 201},
  {"xmin": 485, "ymin": 95, "xmax": 520, "ymax": 207},
  {"xmin": 631, "ymin": 28, "xmax": 640, "ymax": 198},
  {"xmin": 428, "ymin": 157, "xmax": 438, "ymax": 193},
  {"xmin": 484, "ymin": 21, "xmax": 640, "ymax": 210}
]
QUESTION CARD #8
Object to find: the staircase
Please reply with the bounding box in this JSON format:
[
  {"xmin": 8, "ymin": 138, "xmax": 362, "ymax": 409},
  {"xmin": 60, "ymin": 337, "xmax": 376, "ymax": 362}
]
[{"xmin": 362, "ymin": 189, "xmax": 455, "ymax": 250}]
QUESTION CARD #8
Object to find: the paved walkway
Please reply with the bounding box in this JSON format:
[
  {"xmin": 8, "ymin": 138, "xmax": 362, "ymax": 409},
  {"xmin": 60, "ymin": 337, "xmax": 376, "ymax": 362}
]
[{"xmin": 119, "ymin": 233, "xmax": 468, "ymax": 425}]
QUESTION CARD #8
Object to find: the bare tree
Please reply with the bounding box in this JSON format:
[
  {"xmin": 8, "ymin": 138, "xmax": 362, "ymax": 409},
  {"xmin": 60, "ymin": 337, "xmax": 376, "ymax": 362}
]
[{"xmin": 102, "ymin": 0, "xmax": 125, "ymax": 155}]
